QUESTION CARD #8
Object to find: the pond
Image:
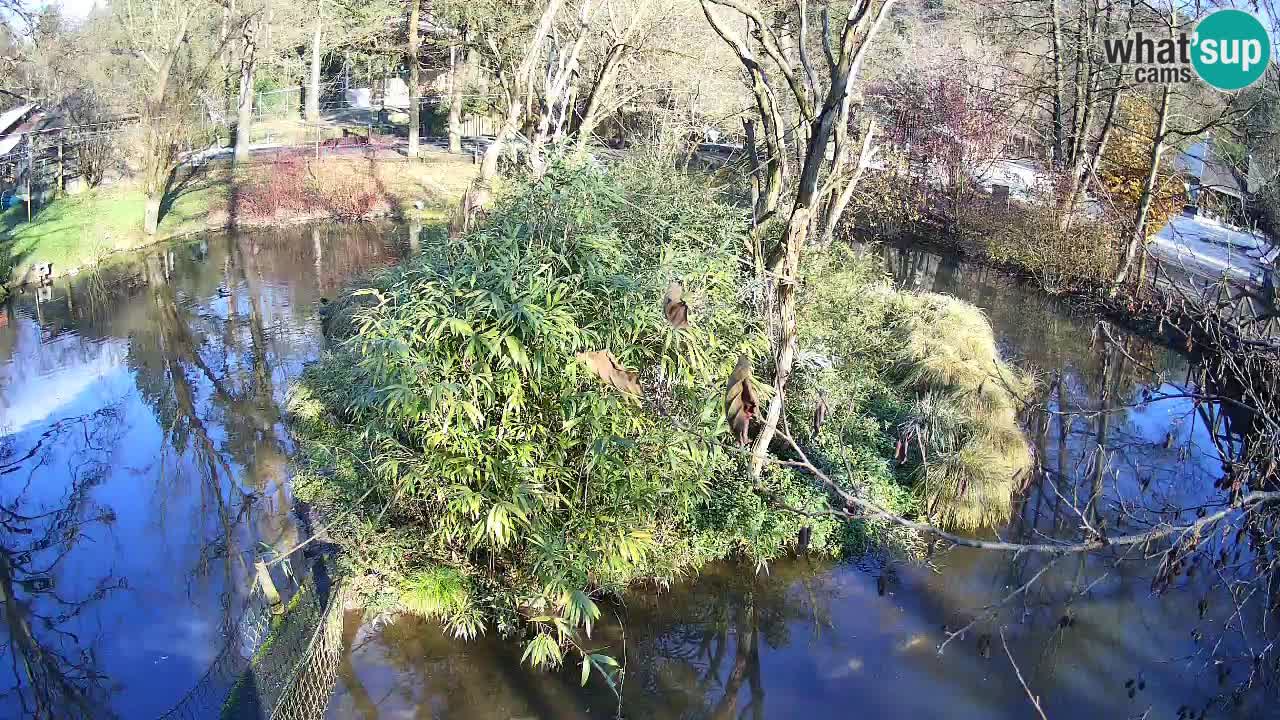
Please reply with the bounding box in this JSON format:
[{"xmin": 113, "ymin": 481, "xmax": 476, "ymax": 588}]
[
  {"xmin": 0, "ymin": 225, "xmax": 1268, "ymax": 718},
  {"xmin": 0, "ymin": 220, "xmax": 421, "ymax": 718}
]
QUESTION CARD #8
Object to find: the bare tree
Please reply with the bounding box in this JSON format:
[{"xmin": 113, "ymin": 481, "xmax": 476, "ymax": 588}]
[
  {"xmin": 446, "ymin": 32, "xmax": 472, "ymax": 154},
  {"xmin": 452, "ymin": 0, "xmax": 565, "ymax": 235},
  {"xmin": 1112, "ymin": 80, "xmax": 1170, "ymax": 289},
  {"xmin": 701, "ymin": 0, "xmax": 895, "ymax": 479},
  {"xmin": 306, "ymin": 0, "xmax": 323, "ymax": 122},
  {"xmin": 573, "ymin": 0, "xmax": 652, "ymax": 147},
  {"xmin": 115, "ymin": 0, "xmax": 231, "ymax": 234},
  {"xmin": 234, "ymin": 13, "xmax": 261, "ymax": 162},
  {"xmin": 528, "ymin": 0, "xmax": 597, "ymax": 173}
]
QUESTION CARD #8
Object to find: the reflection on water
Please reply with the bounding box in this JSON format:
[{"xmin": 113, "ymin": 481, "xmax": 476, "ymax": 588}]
[
  {"xmin": 328, "ymin": 240, "xmax": 1270, "ymax": 719},
  {"xmin": 0, "ymin": 221, "xmax": 412, "ymax": 718}
]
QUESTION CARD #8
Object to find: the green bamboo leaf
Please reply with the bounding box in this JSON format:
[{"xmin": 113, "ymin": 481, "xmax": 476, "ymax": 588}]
[{"xmin": 504, "ymin": 335, "xmax": 529, "ymax": 370}]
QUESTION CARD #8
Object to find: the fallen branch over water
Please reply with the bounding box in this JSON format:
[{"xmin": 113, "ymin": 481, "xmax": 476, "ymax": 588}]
[{"xmin": 770, "ymin": 429, "xmax": 1280, "ymax": 557}]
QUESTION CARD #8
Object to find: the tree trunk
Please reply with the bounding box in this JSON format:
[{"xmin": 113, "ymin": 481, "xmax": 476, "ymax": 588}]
[
  {"xmin": 407, "ymin": 0, "xmax": 421, "ymax": 158},
  {"xmin": 144, "ymin": 194, "xmax": 162, "ymax": 236},
  {"xmin": 749, "ymin": 207, "xmax": 806, "ymax": 477},
  {"xmin": 1113, "ymin": 83, "xmax": 1171, "ymax": 291},
  {"xmin": 140, "ymin": 11, "xmax": 192, "ymax": 235},
  {"xmin": 747, "ymin": 0, "xmax": 896, "ymax": 479},
  {"xmin": 701, "ymin": 1, "xmax": 785, "ymax": 223},
  {"xmin": 821, "ymin": 121, "xmax": 877, "ymax": 244},
  {"xmin": 447, "ymin": 43, "xmax": 467, "ymax": 154},
  {"xmin": 575, "ymin": 3, "xmax": 645, "ymax": 149},
  {"xmin": 235, "ymin": 24, "xmax": 258, "ymax": 162},
  {"xmin": 306, "ymin": 6, "xmax": 322, "ymax": 123},
  {"xmin": 1049, "ymin": 0, "xmax": 1066, "ymax": 166},
  {"xmin": 530, "ymin": 1, "xmax": 594, "ymax": 175},
  {"xmin": 744, "ymin": 118, "xmax": 763, "ymax": 227}
]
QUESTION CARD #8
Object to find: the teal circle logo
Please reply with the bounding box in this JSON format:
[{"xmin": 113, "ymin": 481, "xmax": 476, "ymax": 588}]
[{"xmin": 1192, "ymin": 9, "xmax": 1271, "ymax": 91}]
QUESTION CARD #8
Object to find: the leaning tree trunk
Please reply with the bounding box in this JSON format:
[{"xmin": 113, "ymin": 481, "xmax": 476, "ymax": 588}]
[
  {"xmin": 1112, "ymin": 82, "xmax": 1171, "ymax": 292},
  {"xmin": 574, "ymin": 44, "xmax": 626, "ymax": 145},
  {"xmin": 574, "ymin": 0, "xmax": 649, "ymax": 148},
  {"xmin": 142, "ymin": 117, "xmax": 169, "ymax": 236},
  {"xmin": 141, "ymin": 11, "xmax": 192, "ymax": 236},
  {"xmin": 306, "ymin": 6, "xmax": 322, "ymax": 123},
  {"xmin": 407, "ymin": 0, "xmax": 421, "ymax": 158}
]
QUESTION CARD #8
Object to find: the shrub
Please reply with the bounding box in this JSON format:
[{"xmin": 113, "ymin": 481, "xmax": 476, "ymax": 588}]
[
  {"xmin": 290, "ymin": 159, "xmax": 1035, "ymax": 671},
  {"xmin": 790, "ymin": 247, "xmax": 1033, "ymax": 533},
  {"xmin": 886, "ymin": 292, "xmax": 1034, "ymax": 530},
  {"xmin": 288, "ymin": 158, "xmax": 849, "ymax": 668},
  {"xmin": 786, "ymin": 247, "xmax": 922, "ymax": 550},
  {"xmin": 231, "ymin": 159, "xmax": 390, "ymax": 223}
]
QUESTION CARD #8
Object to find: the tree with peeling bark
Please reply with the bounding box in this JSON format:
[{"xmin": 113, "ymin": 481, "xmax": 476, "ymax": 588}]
[
  {"xmin": 449, "ymin": 0, "xmax": 566, "ymax": 235},
  {"xmin": 700, "ymin": 0, "xmax": 896, "ymax": 479}
]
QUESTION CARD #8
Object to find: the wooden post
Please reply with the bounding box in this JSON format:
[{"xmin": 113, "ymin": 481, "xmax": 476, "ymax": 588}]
[{"xmin": 255, "ymin": 560, "xmax": 284, "ymax": 613}]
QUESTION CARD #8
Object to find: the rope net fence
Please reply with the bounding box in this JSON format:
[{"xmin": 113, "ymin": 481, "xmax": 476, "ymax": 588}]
[{"xmin": 155, "ymin": 556, "xmax": 346, "ymax": 720}]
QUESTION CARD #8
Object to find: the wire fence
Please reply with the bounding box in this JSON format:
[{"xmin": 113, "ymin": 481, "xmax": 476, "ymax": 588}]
[{"xmin": 154, "ymin": 555, "xmax": 346, "ymax": 720}]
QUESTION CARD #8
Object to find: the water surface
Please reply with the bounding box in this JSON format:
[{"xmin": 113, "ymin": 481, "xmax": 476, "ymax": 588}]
[
  {"xmin": 0, "ymin": 221, "xmax": 415, "ymax": 718},
  {"xmin": 3, "ymin": 225, "xmax": 1265, "ymax": 719}
]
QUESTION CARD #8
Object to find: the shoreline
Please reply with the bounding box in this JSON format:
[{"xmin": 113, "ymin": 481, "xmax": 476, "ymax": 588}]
[
  {"xmin": 2, "ymin": 154, "xmax": 475, "ymax": 293},
  {"xmin": 3, "ymin": 203, "xmax": 453, "ymax": 290}
]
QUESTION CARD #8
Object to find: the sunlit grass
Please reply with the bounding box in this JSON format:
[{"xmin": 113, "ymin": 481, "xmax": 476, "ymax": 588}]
[{"xmin": 0, "ymin": 184, "xmax": 219, "ymax": 281}]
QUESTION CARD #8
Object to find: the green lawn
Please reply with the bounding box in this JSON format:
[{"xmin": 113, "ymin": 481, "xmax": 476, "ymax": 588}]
[{"xmin": 1, "ymin": 183, "xmax": 215, "ymax": 285}]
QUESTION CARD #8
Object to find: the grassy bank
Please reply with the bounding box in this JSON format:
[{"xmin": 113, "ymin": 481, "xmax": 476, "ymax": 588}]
[
  {"xmin": 1, "ymin": 154, "xmax": 476, "ymax": 288},
  {"xmin": 286, "ymin": 157, "xmax": 1032, "ymax": 673}
]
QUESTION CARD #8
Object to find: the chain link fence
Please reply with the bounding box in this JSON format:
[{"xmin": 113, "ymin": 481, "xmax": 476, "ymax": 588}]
[{"xmin": 155, "ymin": 556, "xmax": 346, "ymax": 720}]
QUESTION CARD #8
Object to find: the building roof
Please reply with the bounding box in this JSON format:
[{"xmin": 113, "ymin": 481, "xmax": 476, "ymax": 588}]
[
  {"xmin": 0, "ymin": 104, "xmax": 40, "ymax": 160},
  {"xmin": 0, "ymin": 103, "xmax": 36, "ymax": 137},
  {"xmin": 1176, "ymin": 141, "xmax": 1248, "ymax": 200}
]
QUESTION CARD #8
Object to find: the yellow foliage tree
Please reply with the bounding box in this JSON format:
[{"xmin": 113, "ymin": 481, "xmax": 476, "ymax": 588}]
[{"xmin": 1098, "ymin": 97, "xmax": 1186, "ymax": 250}]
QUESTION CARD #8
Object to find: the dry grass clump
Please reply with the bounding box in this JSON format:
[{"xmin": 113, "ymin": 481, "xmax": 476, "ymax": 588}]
[
  {"xmin": 888, "ymin": 292, "xmax": 1034, "ymax": 531},
  {"xmin": 206, "ymin": 156, "xmax": 476, "ymax": 227}
]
